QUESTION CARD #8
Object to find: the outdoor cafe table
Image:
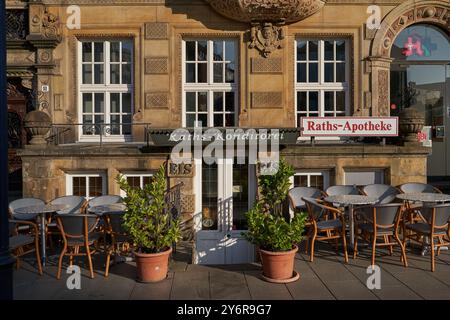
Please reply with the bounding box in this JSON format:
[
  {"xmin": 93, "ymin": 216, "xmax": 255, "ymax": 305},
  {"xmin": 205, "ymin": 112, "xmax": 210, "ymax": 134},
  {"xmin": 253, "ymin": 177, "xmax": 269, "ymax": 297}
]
[
  {"xmin": 396, "ymin": 193, "xmax": 450, "ymax": 204},
  {"xmin": 14, "ymin": 204, "xmax": 69, "ymax": 266},
  {"xmin": 324, "ymin": 195, "xmax": 378, "ymax": 249},
  {"xmin": 87, "ymin": 203, "xmax": 127, "ymax": 216}
]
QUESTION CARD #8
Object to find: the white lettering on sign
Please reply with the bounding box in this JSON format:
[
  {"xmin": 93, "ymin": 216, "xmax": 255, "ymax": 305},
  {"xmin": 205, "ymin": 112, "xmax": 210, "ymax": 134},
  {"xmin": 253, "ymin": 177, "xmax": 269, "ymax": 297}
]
[{"xmin": 300, "ymin": 117, "xmax": 398, "ymax": 137}]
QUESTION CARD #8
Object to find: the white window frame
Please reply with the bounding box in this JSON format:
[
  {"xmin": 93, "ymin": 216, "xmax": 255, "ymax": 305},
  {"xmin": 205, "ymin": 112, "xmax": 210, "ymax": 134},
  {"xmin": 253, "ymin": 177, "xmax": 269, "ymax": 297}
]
[
  {"xmin": 119, "ymin": 172, "xmax": 154, "ymax": 197},
  {"xmin": 182, "ymin": 39, "xmax": 239, "ymax": 128},
  {"xmin": 295, "ymin": 39, "xmax": 350, "ymax": 140},
  {"xmin": 289, "ymin": 170, "xmax": 330, "ymax": 190},
  {"xmin": 77, "ymin": 39, "xmax": 134, "ymax": 143},
  {"xmin": 66, "ymin": 172, "xmax": 107, "ymax": 199}
]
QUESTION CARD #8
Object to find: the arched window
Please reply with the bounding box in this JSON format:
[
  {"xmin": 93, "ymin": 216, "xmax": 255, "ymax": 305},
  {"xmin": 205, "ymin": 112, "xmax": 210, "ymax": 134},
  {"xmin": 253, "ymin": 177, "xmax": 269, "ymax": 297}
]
[{"xmin": 391, "ymin": 24, "xmax": 450, "ymax": 61}]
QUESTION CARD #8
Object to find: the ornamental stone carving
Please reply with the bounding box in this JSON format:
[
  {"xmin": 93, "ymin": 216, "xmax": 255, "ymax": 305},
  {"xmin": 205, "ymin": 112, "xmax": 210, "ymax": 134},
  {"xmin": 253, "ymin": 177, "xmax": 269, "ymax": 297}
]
[
  {"xmin": 205, "ymin": 0, "xmax": 326, "ymax": 57},
  {"xmin": 249, "ymin": 22, "xmax": 284, "ymax": 58},
  {"xmin": 6, "ymin": 10, "xmax": 27, "ymax": 41},
  {"xmin": 42, "ymin": 8, "xmax": 62, "ymax": 42},
  {"xmin": 205, "ymin": 0, "xmax": 326, "ymax": 24}
]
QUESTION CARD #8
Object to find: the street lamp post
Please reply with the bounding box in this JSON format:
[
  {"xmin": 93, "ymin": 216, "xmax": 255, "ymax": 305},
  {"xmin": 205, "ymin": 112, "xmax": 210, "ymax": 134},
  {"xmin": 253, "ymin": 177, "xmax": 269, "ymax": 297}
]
[{"xmin": 0, "ymin": 2, "xmax": 16, "ymax": 300}]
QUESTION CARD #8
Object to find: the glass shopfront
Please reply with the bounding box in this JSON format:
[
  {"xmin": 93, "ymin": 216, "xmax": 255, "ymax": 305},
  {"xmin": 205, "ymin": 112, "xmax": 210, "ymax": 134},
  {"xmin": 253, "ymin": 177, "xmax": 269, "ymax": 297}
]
[{"xmin": 390, "ymin": 24, "xmax": 450, "ymax": 178}]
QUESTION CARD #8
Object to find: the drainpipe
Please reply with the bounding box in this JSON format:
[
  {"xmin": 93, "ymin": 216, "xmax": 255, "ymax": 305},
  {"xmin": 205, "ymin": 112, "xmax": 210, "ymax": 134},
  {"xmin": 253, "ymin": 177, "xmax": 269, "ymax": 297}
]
[{"xmin": 0, "ymin": 2, "xmax": 16, "ymax": 300}]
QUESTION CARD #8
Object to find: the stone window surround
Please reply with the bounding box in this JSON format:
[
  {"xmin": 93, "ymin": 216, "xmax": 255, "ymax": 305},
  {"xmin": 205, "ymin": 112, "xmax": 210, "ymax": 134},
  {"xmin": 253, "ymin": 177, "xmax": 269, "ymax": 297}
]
[
  {"xmin": 120, "ymin": 171, "xmax": 154, "ymax": 197},
  {"xmin": 181, "ymin": 36, "xmax": 240, "ymax": 128},
  {"xmin": 291, "ymin": 170, "xmax": 331, "ymax": 190},
  {"xmin": 78, "ymin": 39, "xmax": 134, "ymax": 141},
  {"xmin": 69, "ymin": 32, "xmax": 140, "ymax": 137},
  {"xmin": 66, "ymin": 172, "xmax": 107, "ymax": 199},
  {"xmin": 292, "ymin": 33, "xmax": 355, "ymax": 120},
  {"xmin": 294, "ymin": 38, "xmax": 351, "ymax": 120},
  {"xmin": 174, "ymin": 31, "xmax": 244, "ymax": 125}
]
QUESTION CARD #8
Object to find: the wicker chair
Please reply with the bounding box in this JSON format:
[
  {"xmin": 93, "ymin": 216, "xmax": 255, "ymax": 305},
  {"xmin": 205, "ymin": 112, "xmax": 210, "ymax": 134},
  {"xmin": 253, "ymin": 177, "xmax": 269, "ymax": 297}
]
[
  {"xmin": 403, "ymin": 203, "xmax": 450, "ymax": 272},
  {"xmin": 354, "ymin": 203, "xmax": 407, "ymax": 268},
  {"xmin": 303, "ymin": 197, "xmax": 348, "ymax": 263}
]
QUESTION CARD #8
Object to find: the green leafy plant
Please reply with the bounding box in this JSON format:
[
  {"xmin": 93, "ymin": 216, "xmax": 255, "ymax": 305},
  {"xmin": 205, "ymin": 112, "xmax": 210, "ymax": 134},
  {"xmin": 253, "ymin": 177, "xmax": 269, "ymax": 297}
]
[
  {"xmin": 243, "ymin": 157, "xmax": 307, "ymax": 252},
  {"xmin": 116, "ymin": 164, "xmax": 181, "ymax": 254},
  {"xmin": 258, "ymin": 157, "xmax": 295, "ymax": 215},
  {"xmin": 243, "ymin": 203, "xmax": 307, "ymax": 252}
]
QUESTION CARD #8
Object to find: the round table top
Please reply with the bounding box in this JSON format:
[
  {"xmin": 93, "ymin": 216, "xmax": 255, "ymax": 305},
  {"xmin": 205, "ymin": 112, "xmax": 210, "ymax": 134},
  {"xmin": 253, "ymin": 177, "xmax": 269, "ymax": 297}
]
[
  {"xmin": 396, "ymin": 193, "xmax": 450, "ymax": 203},
  {"xmin": 325, "ymin": 195, "xmax": 379, "ymax": 206},
  {"xmin": 14, "ymin": 204, "xmax": 70, "ymax": 220},
  {"xmin": 88, "ymin": 203, "xmax": 127, "ymax": 216}
]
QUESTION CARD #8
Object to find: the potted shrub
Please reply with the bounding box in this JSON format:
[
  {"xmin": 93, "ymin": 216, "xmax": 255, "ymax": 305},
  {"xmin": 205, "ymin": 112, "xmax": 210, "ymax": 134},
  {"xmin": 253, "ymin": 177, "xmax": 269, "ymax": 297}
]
[
  {"xmin": 117, "ymin": 165, "xmax": 181, "ymax": 282},
  {"xmin": 243, "ymin": 158, "xmax": 307, "ymax": 283}
]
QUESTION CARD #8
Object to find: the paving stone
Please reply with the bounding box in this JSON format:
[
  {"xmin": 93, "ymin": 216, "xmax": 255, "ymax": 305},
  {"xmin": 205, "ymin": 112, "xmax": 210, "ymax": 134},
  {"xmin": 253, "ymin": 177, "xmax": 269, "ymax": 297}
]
[
  {"xmin": 244, "ymin": 271, "xmax": 292, "ymax": 300},
  {"xmin": 210, "ymin": 270, "xmax": 251, "ymax": 300},
  {"xmin": 391, "ymin": 271, "xmax": 450, "ymax": 300},
  {"xmin": 287, "ymin": 277, "xmax": 335, "ymax": 300},
  {"xmin": 130, "ymin": 277, "xmax": 173, "ymax": 300},
  {"xmin": 325, "ymin": 280, "xmax": 379, "ymax": 300},
  {"xmin": 171, "ymin": 271, "xmax": 210, "ymax": 300},
  {"xmin": 372, "ymin": 285, "xmax": 422, "ymax": 300}
]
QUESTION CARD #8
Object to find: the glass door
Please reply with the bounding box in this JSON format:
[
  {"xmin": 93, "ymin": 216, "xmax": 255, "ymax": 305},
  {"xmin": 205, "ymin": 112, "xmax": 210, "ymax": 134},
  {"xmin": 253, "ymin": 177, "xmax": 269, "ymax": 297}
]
[{"xmin": 194, "ymin": 158, "xmax": 256, "ymax": 264}]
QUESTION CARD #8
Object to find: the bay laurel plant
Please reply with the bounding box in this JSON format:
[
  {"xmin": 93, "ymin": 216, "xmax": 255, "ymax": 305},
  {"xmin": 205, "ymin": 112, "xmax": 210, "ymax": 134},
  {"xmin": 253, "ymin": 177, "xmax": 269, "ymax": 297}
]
[
  {"xmin": 117, "ymin": 165, "xmax": 181, "ymax": 254},
  {"xmin": 243, "ymin": 157, "xmax": 307, "ymax": 252}
]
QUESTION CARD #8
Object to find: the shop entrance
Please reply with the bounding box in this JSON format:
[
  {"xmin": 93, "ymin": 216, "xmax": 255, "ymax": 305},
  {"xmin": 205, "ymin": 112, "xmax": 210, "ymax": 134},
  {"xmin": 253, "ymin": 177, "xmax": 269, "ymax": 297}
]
[
  {"xmin": 193, "ymin": 158, "xmax": 256, "ymax": 264},
  {"xmin": 390, "ymin": 24, "xmax": 450, "ymax": 180}
]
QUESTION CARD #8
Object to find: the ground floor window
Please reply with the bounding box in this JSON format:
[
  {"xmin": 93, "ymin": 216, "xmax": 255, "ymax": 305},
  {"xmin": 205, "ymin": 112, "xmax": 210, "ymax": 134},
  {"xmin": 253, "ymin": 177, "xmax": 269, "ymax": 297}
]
[
  {"xmin": 66, "ymin": 173, "xmax": 106, "ymax": 199},
  {"xmin": 120, "ymin": 172, "xmax": 154, "ymax": 196},
  {"xmin": 344, "ymin": 169, "xmax": 385, "ymax": 188},
  {"xmin": 291, "ymin": 171, "xmax": 330, "ymax": 190}
]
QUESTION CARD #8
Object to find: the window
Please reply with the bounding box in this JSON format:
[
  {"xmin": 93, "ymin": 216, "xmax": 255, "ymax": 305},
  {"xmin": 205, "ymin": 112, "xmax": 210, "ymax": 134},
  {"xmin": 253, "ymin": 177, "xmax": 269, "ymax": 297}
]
[
  {"xmin": 344, "ymin": 169, "xmax": 384, "ymax": 188},
  {"xmin": 183, "ymin": 39, "xmax": 238, "ymax": 127},
  {"xmin": 78, "ymin": 40, "xmax": 133, "ymax": 140},
  {"xmin": 295, "ymin": 39, "xmax": 349, "ymax": 126},
  {"xmin": 66, "ymin": 173, "xmax": 106, "ymax": 199},
  {"xmin": 120, "ymin": 173, "xmax": 154, "ymax": 196},
  {"xmin": 391, "ymin": 24, "xmax": 450, "ymax": 62},
  {"xmin": 291, "ymin": 171, "xmax": 330, "ymax": 191}
]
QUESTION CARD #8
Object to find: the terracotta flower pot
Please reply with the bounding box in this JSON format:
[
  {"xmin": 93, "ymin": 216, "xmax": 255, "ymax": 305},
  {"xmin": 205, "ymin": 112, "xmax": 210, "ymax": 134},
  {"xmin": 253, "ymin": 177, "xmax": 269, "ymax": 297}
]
[
  {"xmin": 134, "ymin": 247, "xmax": 172, "ymax": 283},
  {"xmin": 259, "ymin": 245, "xmax": 299, "ymax": 283}
]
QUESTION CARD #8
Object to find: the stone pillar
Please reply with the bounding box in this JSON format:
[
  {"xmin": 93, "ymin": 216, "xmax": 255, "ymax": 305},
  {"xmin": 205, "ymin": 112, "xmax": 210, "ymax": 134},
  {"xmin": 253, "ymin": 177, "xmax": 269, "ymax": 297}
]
[
  {"xmin": 368, "ymin": 56, "xmax": 392, "ymax": 117},
  {"xmin": 27, "ymin": 1, "xmax": 61, "ymax": 115}
]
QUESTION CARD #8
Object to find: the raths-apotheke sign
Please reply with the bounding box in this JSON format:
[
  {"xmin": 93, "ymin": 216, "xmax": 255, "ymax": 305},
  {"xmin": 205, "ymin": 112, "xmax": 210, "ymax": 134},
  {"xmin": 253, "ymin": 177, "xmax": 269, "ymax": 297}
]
[{"xmin": 300, "ymin": 117, "xmax": 399, "ymax": 137}]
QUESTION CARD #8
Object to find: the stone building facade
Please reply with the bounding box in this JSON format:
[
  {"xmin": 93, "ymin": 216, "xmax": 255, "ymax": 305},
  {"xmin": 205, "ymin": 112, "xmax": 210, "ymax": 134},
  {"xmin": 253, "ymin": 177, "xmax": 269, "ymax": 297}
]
[{"xmin": 6, "ymin": 0, "xmax": 449, "ymax": 264}]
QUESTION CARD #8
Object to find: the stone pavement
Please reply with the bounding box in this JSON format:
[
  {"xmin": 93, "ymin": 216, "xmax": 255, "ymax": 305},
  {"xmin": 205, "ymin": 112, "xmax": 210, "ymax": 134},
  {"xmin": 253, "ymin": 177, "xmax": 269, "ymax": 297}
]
[{"xmin": 13, "ymin": 242, "xmax": 450, "ymax": 300}]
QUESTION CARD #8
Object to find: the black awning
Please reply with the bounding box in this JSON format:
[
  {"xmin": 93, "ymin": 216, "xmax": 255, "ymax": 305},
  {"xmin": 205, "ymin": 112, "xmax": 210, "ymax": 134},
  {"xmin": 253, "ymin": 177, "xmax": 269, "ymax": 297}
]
[{"xmin": 147, "ymin": 128, "xmax": 300, "ymax": 147}]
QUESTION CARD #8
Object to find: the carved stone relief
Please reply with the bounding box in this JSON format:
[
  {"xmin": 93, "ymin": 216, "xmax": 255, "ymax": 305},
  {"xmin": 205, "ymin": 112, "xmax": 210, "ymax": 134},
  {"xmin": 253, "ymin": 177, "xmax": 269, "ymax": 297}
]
[
  {"xmin": 251, "ymin": 92, "xmax": 283, "ymax": 109},
  {"xmin": 145, "ymin": 92, "xmax": 169, "ymax": 109},
  {"xmin": 249, "ymin": 22, "xmax": 285, "ymax": 58},
  {"xmin": 6, "ymin": 9, "xmax": 27, "ymax": 41},
  {"xmin": 206, "ymin": 0, "xmax": 325, "ymax": 57},
  {"xmin": 145, "ymin": 22, "xmax": 169, "ymax": 40},
  {"xmin": 145, "ymin": 57, "xmax": 169, "ymax": 74},
  {"xmin": 251, "ymin": 57, "xmax": 283, "ymax": 73}
]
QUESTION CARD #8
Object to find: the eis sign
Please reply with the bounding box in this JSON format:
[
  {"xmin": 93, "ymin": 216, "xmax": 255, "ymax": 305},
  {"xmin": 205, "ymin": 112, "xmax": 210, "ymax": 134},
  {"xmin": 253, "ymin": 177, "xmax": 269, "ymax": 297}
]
[{"xmin": 300, "ymin": 117, "xmax": 398, "ymax": 137}]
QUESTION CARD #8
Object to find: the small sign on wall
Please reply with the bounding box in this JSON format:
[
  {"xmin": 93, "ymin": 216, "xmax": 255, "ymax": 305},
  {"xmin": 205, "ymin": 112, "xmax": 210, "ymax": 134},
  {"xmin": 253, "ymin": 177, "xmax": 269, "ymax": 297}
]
[
  {"xmin": 167, "ymin": 160, "xmax": 194, "ymax": 177},
  {"xmin": 300, "ymin": 117, "xmax": 398, "ymax": 137}
]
